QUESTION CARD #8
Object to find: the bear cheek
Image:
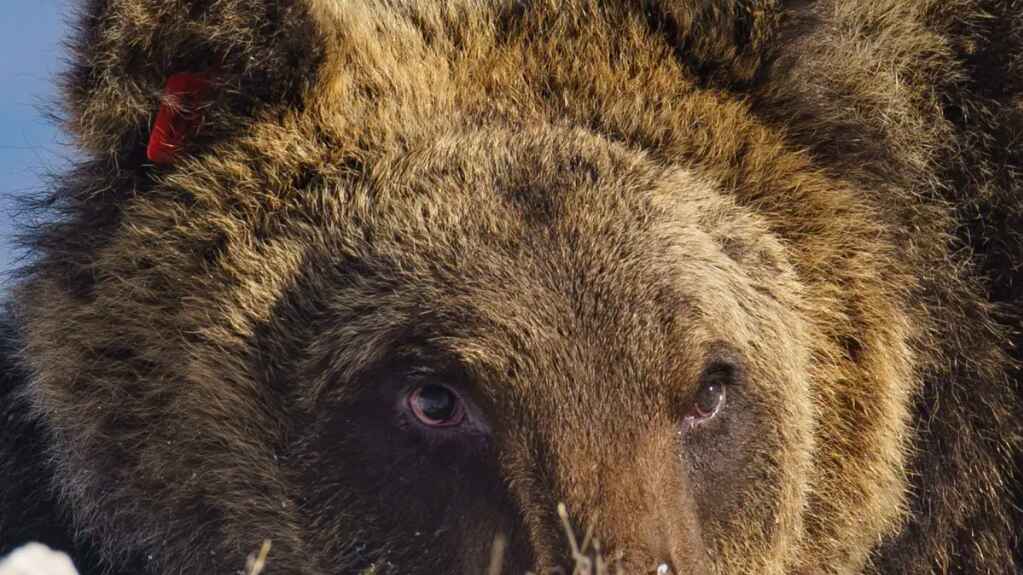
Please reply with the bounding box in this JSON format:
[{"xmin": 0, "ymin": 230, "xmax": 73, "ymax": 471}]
[{"xmin": 292, "ymin": 388, "xmax": 515, "ymax": 571}]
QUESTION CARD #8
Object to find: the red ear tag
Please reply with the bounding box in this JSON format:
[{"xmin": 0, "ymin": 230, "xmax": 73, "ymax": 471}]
[{"xmin": 146, "ymin": 73, "xmax": 210, "ymax": 165}]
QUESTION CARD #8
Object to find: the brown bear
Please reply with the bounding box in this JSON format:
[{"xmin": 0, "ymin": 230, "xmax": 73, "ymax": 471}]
[{"xmin": 1, "ymin": 1, "xmax": 1020, "ymax": 574}]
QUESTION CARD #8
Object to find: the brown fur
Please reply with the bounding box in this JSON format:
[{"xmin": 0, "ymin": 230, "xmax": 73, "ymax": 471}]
[{"xmin": 3, "ymin": 1, "xmax": 1020, "ymax": 573}]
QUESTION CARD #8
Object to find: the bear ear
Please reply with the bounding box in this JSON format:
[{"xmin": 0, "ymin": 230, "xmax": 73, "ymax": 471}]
[
  {"xmin": 639, "ymin": 0, "xmax": 780, "ymax": 85},
  {"xmin": 63, "ymin": 0, "xmax": 331, "ymax": 161}
]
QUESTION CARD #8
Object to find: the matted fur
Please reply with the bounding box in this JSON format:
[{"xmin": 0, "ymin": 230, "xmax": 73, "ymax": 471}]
[{"xmin": 1, "ymin": 1, "xmax": 1019, "ymax": 574}]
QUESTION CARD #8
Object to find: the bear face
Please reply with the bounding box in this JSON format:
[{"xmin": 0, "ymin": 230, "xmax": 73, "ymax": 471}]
[
  {"xmin": 263, "ymin": 129, "xmax": 815, "ymax": 573},
  {"xmin": 22, "ymin": 121, "xmax": 816, "ymax": 573},
  {"xmin": 5, "ymin": 1, "xmax": 1020, "ymax": 574}
]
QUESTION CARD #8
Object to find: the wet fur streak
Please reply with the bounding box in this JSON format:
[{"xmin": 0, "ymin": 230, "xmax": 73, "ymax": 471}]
[{"xmin": 0, "ymin": 1, "xmax": 1020, "ymax": 574}]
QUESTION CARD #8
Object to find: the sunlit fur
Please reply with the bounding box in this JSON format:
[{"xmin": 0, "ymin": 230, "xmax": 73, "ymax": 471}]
[{"xmin": 1, "ymin": 1, "xmax": 1019, "ymax": 574}]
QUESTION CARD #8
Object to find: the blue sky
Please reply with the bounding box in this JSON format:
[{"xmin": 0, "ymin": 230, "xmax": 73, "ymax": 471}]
[{"xmin": 0, "ymin": 1, "xmax": 73, "ymax": 278}]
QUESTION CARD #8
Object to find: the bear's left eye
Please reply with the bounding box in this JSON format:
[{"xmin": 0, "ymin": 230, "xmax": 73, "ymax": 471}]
[
  {"xmin": 685, "ymin": 358, "xmax": 737, "ymax": 426},
  {"xmin": 407, "ymin": 384, "xmax": 465, "ymax": 427},
  {"xmin": 692, "ymin": 380, "xmax": 725, "ymax": 419}
]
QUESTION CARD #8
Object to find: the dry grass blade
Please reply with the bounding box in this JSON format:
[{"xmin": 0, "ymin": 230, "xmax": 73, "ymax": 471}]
[
  {"xmin": 487, "ymin": 534, "xmax": 508, "ymax": 575},
  {"xmin": 245, "ymin": 540, "xmax": 272, "ymax": 575},
  {"xmin": 557, "ymin": 502, "xmax": 617, "ymax": 575}
]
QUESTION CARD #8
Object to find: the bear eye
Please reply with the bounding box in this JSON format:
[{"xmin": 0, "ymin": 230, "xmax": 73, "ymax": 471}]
[
  {"xmin": 407, "ymin": 384, "xmax": 465, "ymax": 427},
  {"xmin": 693, "ymin": 380, "xmax": 725, "ymax": 419},
  {"xmin": 685, "ymin": 358, "xmax": 736, "ymax": 425}
]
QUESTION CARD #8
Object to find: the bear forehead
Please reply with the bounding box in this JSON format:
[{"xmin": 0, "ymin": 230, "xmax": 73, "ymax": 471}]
[{"xmin": 255, "ymin": 129, "xmax": 735, "ymax": 404}]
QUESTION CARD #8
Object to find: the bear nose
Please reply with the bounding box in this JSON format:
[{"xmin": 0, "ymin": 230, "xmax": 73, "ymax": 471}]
[{"xmin": 656, "ymin": 562, "xmax": 674, "ymax": 575}]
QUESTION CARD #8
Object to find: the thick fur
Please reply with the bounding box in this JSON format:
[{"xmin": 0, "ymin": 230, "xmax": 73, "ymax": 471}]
[{"xmin": 1, "ymin": 1, "xmax": 1020, "ymax": 574}]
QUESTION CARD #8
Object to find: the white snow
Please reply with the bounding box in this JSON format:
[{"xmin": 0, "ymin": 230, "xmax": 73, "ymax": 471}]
[{"xmin": 0, "ymin": 543, "xmax": 78, "ymax": 575}]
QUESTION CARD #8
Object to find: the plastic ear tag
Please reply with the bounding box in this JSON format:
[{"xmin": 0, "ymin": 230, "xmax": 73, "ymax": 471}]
[{"xmin": 146, "ymin": 73, "xmax": 210, "ymax": 165}]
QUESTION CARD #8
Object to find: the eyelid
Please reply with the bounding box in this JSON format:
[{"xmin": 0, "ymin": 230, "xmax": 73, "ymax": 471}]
[
  {"xmin": 701, "ymin": 362, "xmax": 736, "ymax": 385},
  {"xmin": 700, "ymin": 345, "xmax": 744, "ymax": 386}
]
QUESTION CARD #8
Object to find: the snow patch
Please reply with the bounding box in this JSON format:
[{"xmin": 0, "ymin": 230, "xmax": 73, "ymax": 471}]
[{"xmin": 0, "ymin": 543, "xmax": 78, "ymax": 575}]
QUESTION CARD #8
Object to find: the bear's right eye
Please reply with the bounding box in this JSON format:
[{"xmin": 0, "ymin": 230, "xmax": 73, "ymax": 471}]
[{"xmin": 407, "ymin": 384, "xmax": 465, "ymax": 427}]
